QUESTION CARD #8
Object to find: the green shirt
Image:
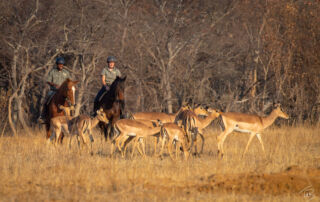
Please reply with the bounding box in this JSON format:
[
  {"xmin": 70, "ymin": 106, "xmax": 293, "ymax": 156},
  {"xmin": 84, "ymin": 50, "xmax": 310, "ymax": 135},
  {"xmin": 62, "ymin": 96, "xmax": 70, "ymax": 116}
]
[
  {"xmin": 47, "ymin": 67, "xmax": 71, "ymax": 90},
  {"xmin": 101, "ymin": 67, "xmax": 121, "ymax": 85}
]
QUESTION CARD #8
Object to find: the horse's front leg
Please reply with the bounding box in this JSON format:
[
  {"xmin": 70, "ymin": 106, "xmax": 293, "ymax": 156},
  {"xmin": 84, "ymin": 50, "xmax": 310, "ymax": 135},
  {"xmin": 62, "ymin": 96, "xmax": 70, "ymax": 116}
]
[{"xmin": 46, "ymin": 123, "xmax": 51, "ymax": 139}]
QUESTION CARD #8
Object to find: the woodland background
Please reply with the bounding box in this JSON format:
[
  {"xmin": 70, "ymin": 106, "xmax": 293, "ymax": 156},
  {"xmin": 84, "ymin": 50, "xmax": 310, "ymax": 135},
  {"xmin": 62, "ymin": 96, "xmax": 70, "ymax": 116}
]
[{"xmin": 0, "ymin": 0, "xmax": 319, "ymax": 135}]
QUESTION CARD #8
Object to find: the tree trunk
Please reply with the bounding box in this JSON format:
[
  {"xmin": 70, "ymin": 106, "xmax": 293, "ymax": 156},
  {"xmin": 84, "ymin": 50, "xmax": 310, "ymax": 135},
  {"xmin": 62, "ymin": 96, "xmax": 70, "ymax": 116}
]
[{"xmin": 8, "ymin": 95, "xmax": 17, "ymax": 136}]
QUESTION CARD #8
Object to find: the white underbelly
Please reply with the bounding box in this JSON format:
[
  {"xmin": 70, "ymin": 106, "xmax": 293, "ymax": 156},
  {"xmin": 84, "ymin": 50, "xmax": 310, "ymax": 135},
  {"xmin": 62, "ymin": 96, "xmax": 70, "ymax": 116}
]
[
  {"xmin": 234, "ymin": 126, "xmax": 252, "ymax": 133},
  {"xmin": 128, "ymin": 132, "xmax": 137, "ymax": 136}
]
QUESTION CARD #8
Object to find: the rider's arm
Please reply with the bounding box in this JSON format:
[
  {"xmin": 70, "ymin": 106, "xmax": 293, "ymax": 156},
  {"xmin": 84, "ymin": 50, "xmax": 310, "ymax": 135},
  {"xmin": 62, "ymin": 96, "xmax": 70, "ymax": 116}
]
[
  {"xmin": 101, "ymin": 68, "xmax": 107, "ymax": 86},
  {"xmin": 102, "ymin": 75, "xmax": 106, "ymax": 86},
  {"xmin": 47, "ymin": 81, "xmax": 58, "ymax": 88},
  {"xmin": 46, "ymin": 70, "xmax": 58, "ymax": 88}
]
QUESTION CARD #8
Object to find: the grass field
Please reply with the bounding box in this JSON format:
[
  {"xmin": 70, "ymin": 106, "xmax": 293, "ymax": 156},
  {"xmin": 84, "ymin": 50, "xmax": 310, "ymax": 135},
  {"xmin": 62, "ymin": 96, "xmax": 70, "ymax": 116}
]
[{"xmin": 0, "ymin": 125, "xmax": 319, "ymax": 201}]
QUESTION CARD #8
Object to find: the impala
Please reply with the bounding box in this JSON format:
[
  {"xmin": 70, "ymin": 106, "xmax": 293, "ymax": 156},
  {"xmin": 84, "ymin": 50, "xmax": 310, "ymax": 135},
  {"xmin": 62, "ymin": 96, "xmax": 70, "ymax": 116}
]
[
  {"xmin": 216, "ymin": 104, "xmax": 289, "ymax": 158},
  {"xmin": 131, "ymin": 105, "xmax": 208, "ymax": 153},
  {"xmin": 174, "ymin": 108, "xmax": 220, "ymax": 155},
  {"xmin": 49, "ymin": 107, "xmax": 109, "ymax": 152},
  {"xmin": 158, "ymin": 122, "xmax": 190, "ymax": 160},
  {"xmin": 111, "ymin": 119, "xmax": 162, "ymax": 157}
]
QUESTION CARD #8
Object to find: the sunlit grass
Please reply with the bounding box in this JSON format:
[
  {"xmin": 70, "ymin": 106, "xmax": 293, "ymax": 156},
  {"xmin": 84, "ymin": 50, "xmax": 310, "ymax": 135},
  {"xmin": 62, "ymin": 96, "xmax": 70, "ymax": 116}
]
[{"xmin": 0, "ymin": 125, "xmax": 319, "ymax": 201}]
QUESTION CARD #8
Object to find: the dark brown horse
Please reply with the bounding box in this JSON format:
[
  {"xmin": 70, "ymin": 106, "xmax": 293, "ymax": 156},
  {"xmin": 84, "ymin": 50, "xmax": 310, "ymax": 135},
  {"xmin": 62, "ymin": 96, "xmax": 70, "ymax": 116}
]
[
  {"xmin": 45, "ymin": 78, "xmax": 79, "ymax": 140},
  {"xmin": 95, "ymin": 76, "xmax": 126, "ymax": 140}
]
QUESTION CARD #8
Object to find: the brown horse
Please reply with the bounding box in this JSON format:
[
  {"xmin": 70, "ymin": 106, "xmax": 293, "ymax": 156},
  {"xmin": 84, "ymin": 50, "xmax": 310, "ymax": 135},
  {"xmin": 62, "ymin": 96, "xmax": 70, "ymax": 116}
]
[
  {"xmin": 95, "ymin": 76, "xmax": 126, "ymax": 140},
  {"xmin": 45, "ymin": 78, "xmax": 79, "ymax": 141}
]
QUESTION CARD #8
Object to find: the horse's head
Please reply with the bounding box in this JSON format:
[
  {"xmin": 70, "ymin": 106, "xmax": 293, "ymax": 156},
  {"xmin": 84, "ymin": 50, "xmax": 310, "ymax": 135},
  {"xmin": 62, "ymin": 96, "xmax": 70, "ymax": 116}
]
[
  {"xmin": 58, "ymin": 78, "xmax": 79, "ymax": 106},
  {"xmin": 110, "ymin": 76, "xmax": 126, "ymax": 101}
]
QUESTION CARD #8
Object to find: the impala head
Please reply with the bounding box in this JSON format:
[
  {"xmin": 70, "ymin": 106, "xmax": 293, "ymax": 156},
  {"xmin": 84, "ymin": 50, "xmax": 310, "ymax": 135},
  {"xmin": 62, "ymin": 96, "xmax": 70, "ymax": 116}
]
[
  {"xmin": 180, "ymin": 104, "xmax": 191, "ymax": 111},
  {"xmin": 207, "ymin": 108, "xmax": 221, "ymax": 118},
  {"xmin": 96, "ymin": 108, "xmax": 109, "ymax": 124},
  {"xmin": 193, "ymin": 105, "xmax": 209, "ymax": 116},
  {"xmin": 58, "ymin": 105, "xmax": 75, "ymax": 116},
  {"xmin": 274, "ymin": 104, "xmax": 289, "ymax": 119}
]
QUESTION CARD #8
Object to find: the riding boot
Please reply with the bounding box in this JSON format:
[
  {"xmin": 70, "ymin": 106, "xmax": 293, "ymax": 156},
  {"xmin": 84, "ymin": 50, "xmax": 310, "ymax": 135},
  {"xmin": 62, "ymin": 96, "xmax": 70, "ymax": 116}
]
[
  {"xmin": 93, "ymin": 101, "xmax": 98, "ymax": 116},
  {"xmin": 38, "ymin": 104, "xmax": 48, "ymax": 123},
  {"xmin": 93, "ymin": 86, "xmax": 106, "ymax": 116}
]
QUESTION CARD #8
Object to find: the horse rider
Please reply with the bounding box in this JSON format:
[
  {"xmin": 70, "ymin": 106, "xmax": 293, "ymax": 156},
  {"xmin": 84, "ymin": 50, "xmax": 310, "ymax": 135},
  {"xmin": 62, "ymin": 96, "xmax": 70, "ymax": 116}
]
[
  {"xmin": 93, "ymin": 56, "xmax": 121, "ymax": 114},
  {"xmin": 39, "ymin": 57, "xmax": 71, "ymax": 123}
]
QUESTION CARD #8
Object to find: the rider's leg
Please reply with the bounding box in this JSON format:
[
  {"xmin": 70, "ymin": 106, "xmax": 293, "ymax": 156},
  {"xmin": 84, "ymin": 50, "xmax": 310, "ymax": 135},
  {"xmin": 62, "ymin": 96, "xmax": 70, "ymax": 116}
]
[
  {"xmin": 93, "ymin": 86, "xmax": 106, "ymax": 115},
  {"xmin": 39, "ymin": 90, "xmax": 55, "ymax": 122}
]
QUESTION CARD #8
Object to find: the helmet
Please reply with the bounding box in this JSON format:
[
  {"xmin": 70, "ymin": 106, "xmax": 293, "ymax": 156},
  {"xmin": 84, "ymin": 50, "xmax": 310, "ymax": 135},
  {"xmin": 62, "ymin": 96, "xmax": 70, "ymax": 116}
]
[
  {"xmin": 107, "ymin": 56, "xmax": 116, "ymax": 63},
  {"xmin": 56, "ymin": 57, "xmax": 65, "ymax": 65}
]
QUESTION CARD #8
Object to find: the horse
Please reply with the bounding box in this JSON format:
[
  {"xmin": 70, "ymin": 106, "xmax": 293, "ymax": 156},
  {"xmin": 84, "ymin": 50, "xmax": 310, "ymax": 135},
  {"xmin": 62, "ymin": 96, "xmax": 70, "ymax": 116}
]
[
  {"xmin": 45, "ymin": 78, "xmax": 79, "ymax": 142},
  {"xmin": 95, "ymin": 76, "xmax": 126, "ymax": 141}
]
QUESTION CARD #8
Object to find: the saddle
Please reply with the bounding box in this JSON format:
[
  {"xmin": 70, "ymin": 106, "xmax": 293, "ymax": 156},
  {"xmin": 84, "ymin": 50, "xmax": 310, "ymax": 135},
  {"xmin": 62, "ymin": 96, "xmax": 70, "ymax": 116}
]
[{"xmin": 46, "ymin": 91, "xmax": 57, "ymax": 105}]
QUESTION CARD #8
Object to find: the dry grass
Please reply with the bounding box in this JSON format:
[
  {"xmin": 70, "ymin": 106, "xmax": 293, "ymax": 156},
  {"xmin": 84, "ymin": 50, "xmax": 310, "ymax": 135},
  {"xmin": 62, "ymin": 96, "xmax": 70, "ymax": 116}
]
[{"xmin": 0, "ymin": 125, "xmax": 319, "ymax": 201}]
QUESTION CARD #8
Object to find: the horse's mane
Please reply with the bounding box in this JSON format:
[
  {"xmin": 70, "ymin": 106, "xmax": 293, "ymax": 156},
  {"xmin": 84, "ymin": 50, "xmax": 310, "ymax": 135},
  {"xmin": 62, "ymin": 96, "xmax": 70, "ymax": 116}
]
[
  {"xmin": 57, "ymin": 78, "xmax": 71, "ymax": 92},
  {"xmin": 103, "ymin": 76, "xmax": 125, "ymax": 101}
]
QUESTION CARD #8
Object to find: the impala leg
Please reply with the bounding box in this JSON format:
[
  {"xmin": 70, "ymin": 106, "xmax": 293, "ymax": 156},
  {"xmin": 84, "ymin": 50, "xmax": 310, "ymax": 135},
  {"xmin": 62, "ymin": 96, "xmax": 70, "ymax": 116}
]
[
  {"xmin": 49, "ymin": 126, "xmax": 56, "ymax": 145},
  {"xmin": 139, "ymin": 138, "xmax": 146, "ymax": 157},
  {"xmin": 76, "ymin": 135, "xmax": 81, "ymax": 150},
  {"xmin": 167, "ymin": 139, "xmax": 175, "ymax": 160},
  {"xmin": 158, "ymin": 135, "xmax": 167, "ymax": 157},
  {"xmin": 117, "ymin": 135, "xmax": 126, "ymax": 151},
  {"xmin": 55, "ymin": 127, "xmax": 62, "ymax": 147},
  {"xmin": 131, "ymin": 137, "xmax": 139, "ymax": 158},
  {"xmin": 133, "ymin": 138, "xmax": 144, "ymax": 157},
  {"xmin": 188, "ymin": 135, "xmax": 194, "ymax": 155},
  {"xmin": 256, "ymin": 133, "xmax": 266, "ymax": 157},
  {"xmin": 199, "ymin": 133, "xmax": 205, "ymax": 154},
  {"xmin": 175, "ymin": 141, "xmax": 180, "ymax": 160},
  {"xmin": 217, "ymin": 128, "xmax": 233, "ymax": 158},
  {"xmin": 135, "ymin": 138, "xmax": 144, "ymax": 156},
  {"xmin": 89, "ymin": 133, "xmax": 93, "ymax": 155},
  {"xmin": 110, "ymin": 134, "xmax": 118, "ymax": 156},
  {"xmin": 69, "ymin": 133, "xmax": 72, "ymax": 149},
  {"xmin": 153, "ymin": 136, "xmax": 159, "ymax": 156},
  {"xmin": 193, "ymin": 134, "xmax": 198, "ymax": 155},
  {"xmin": 123, "ymin": 136, "xmax": 134, "ymax": 157},
  {"xmin": 120, "ymin": 135, "xmax": 131, "ymax": 151},
  {"xmin": 243, "ymin": 133, "xmax": 256, "ymax": 157},
  {"xmin": 119, "ymin": 135, "xmax": 129, "ymax": 157},
  {"xmin": 182, "ymin": 140, "xmax": 190, "ymax": 160},
  {"xmin": 110, "ymin": 142, "xmax": 115, "ymax": 156},
  {"xmin": 80, "ymin": 132, "xmax": 87, "ymax": 151}
]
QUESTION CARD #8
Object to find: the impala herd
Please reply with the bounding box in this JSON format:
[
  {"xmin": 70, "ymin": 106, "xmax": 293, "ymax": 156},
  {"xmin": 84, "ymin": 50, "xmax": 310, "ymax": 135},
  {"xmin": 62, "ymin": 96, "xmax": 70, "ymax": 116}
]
[{"xmin": 48, "ymin": 103, "xmax": 289, "ymax": 160}]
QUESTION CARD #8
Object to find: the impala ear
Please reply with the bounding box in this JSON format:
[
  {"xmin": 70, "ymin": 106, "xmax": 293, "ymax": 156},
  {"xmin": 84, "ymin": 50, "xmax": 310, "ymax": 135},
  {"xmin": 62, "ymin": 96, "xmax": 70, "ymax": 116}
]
[
  {"xmin": 194, "ymin": 103, "xmax": 201, "ymax": 108},
  {"xmin": 274, "ymin": 103, "xmax": 281, "ymax": 108},
  {"xmin": 157, "ymin": 119, "xmax": 163, "ymax": 127}
]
